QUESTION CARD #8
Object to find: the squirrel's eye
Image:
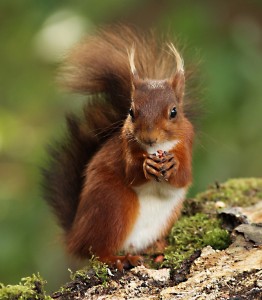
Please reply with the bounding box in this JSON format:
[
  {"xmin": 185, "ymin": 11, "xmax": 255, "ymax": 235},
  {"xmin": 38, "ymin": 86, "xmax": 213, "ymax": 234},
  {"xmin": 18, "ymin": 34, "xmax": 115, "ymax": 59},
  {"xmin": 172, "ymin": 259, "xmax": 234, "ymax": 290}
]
[
  {"xmin": 170, "ymin": 107, "xmax": 177, "ymax": 119},
  {"xmin": 129, "ymin": 108, "xmax": 135, "ymax": 121}
]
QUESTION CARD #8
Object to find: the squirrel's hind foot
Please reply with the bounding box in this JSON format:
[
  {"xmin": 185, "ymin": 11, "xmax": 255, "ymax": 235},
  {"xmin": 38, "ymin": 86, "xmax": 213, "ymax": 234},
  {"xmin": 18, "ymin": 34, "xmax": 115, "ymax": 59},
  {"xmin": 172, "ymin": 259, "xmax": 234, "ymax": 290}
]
[{"xmin": 103, "ymin": 254, "xmax": 143, "ymax": 272}]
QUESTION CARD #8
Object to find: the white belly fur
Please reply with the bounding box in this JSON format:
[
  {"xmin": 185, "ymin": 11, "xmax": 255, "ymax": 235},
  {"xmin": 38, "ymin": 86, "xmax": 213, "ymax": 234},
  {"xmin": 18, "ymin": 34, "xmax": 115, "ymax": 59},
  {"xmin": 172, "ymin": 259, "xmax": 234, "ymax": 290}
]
[{"xmin": 122, "ymin": 181, "xmax": 187, "ymax": 252}]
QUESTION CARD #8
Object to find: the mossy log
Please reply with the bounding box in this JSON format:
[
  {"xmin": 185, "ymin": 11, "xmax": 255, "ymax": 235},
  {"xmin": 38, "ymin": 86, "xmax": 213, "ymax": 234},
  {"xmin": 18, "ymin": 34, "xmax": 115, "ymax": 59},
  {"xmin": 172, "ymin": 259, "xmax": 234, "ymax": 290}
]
[{"xmin": 1, "ymin": 178, "xmax": 261, "ymax": 300}]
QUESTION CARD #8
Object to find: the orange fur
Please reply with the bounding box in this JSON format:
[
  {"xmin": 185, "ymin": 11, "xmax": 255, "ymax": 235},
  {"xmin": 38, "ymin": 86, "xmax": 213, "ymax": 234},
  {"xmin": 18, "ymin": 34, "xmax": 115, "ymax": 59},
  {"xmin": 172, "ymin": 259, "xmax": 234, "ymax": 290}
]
[
  {"xmin": 66, "ymin": 136, "xmax": 140, "ymax": 261},
  {"xmin": 43, "ymin": 25, "xmax": 195, "ymax": 269}
]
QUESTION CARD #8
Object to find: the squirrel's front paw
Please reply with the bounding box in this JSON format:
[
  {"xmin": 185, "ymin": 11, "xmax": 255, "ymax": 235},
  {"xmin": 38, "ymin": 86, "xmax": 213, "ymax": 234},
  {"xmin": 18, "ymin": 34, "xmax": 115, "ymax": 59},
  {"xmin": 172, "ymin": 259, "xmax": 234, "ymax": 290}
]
[
  {"xmin": 143, "ymin": 152, "xmax": 164, "ymax": 182},
  {"xmin": 159, "ymin": 151, "xmax": 177, "ymax": 182},
  {"xmin": 143, "ymin": 150, "xmax": 177, "ymax": 182}
]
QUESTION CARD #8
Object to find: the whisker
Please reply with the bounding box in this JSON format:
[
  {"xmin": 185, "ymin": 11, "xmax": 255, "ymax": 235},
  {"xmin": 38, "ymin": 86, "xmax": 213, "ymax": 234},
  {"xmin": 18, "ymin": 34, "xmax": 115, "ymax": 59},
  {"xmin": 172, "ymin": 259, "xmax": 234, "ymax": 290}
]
[
  {"xmin": 92, "ymin": 121, "xmax": 125, "ymax": 139},
  {"xmin": 92, "ymin": 120, "xmax": 124, "ymax": 136},
  {"xmin": 85, "ymin": 119, "xmax": 124, "ymax": 134}
]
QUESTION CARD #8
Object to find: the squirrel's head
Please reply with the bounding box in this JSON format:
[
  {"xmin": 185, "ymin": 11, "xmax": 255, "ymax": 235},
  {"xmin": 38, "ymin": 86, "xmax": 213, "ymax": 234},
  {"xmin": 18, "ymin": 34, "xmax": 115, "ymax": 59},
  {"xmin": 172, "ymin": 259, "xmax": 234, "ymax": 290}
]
[{"xmin": 125, "ymin": 44, "xmax": 187, "ymax": 151}]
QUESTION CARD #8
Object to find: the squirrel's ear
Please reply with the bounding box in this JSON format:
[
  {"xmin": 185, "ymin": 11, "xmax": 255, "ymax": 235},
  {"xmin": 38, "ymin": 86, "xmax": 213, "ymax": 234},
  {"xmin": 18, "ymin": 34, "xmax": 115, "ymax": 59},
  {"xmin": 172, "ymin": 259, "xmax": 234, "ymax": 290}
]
[
  {"xmin": 168, "ymin": 43, "xmax": 185, "ymax": 102},
  {"xmin": 128, "ymin": 45, "xmax": 139, "ymax": 89},
  {"xmin": 171, "ymin": 71, "xmax": 185, "ymax": 102}
]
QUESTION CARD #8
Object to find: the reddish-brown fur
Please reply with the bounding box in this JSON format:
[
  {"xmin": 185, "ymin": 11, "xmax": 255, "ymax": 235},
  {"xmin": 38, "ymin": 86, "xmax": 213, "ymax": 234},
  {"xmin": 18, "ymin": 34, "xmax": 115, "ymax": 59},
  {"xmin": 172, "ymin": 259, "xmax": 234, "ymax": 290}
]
[
  {"xmin": 43, "ymin": 25, "xmax": 195, "ymax": 269},
  {"xmin": 67, "ymin": 137, "xmax": 140, "ymax": 261}
]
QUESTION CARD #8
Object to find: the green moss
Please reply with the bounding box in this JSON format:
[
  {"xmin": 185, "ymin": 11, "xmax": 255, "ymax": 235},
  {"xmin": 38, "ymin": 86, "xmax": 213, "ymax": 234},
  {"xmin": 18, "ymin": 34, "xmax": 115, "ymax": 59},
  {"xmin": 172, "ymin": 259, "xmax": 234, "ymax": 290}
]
[
  {"xmin": 183, "ymin": 178, "xmax": 262, "ymax": 215},
  {"xmin": 162, "ymin": 213, "xmax": 230, "ymax": 269},
  {"xmin": 69, "ymin": 255, "xmax": 108, "ymax": 285},
  {"xmin": 0, "ymin": 273, "xmax": 51, "ymax": 300},
  {"xmin": 90, "ymin": 257, "xmax": 109, "ymax": 285},
  {"xmin": 55, "ymin": 256, "xmax": 109, "ymax": 298}
]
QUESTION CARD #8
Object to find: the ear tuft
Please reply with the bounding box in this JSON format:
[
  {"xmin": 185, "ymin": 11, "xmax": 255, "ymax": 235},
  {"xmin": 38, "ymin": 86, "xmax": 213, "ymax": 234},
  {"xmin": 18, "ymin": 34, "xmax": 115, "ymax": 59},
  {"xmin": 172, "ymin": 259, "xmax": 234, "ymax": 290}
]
[
  {"xmin": 167, "ymin": 43, "xmax": 184, "ymax": 74},
  {"xmin": 167, "ymin": 43, "xmax": 185, "ymax": 102},
  {"xmin": 127, "ymin": 45, "xmax": 139, "ymax": 80}
]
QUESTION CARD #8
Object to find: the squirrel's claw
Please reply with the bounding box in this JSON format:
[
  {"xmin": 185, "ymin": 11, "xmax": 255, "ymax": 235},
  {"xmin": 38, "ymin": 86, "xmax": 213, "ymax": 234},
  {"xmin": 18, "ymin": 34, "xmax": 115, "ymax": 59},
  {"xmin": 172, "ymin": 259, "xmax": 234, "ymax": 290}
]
[
  {"xmin": 143, "ymin": 159, "xmax": 163, "ymax": 182},
  {"xmin": 115, "ymin": 254, "xmax": 144, "ymax": 272},
  {"xmin": 143, "ymin": 151, "xmax": 177, "ymax": 182}
]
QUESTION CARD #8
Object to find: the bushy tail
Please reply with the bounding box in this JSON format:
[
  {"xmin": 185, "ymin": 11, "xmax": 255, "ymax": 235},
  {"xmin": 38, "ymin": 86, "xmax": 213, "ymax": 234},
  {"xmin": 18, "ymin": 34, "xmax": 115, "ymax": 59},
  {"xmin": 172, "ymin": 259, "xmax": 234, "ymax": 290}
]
[
  {"xmin": 42, "ymin": 101, "xmax": 121, "ymax": 231},
  {"xmin": 42, "ymin": 25, "xmax": 186, "ymax": 232}
]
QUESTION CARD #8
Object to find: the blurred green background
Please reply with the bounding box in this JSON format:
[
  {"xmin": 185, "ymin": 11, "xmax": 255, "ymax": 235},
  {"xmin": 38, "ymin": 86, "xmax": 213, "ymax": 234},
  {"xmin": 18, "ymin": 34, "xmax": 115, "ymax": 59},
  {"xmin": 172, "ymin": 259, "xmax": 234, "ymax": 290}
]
[{"xmin": 1, "ymin": 0, "xmax": 262, "ymax": 293}]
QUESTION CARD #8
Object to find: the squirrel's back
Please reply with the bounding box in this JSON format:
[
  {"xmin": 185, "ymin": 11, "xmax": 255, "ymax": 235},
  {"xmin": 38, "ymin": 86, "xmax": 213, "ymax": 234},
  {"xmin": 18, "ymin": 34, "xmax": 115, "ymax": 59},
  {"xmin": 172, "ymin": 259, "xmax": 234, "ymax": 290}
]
[{"xmin": 43, "ymin": 25, "xmax": 191, "ymax": 233}]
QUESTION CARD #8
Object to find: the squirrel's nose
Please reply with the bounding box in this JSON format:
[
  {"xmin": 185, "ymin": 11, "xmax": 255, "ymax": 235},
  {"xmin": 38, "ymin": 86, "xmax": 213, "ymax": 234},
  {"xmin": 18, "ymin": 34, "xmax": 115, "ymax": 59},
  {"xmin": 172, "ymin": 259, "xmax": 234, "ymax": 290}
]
[{"xmin": 143, "ymin": 138, "xmax": 157, "ymax": 147}]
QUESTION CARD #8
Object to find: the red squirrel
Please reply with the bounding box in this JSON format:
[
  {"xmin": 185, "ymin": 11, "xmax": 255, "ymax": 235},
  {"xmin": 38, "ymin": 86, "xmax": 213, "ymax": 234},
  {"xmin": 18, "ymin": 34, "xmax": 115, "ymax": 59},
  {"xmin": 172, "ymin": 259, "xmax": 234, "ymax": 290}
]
[{"xmin": 43, "ymin": 25, "xmax": 194, "ymax": 270}]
